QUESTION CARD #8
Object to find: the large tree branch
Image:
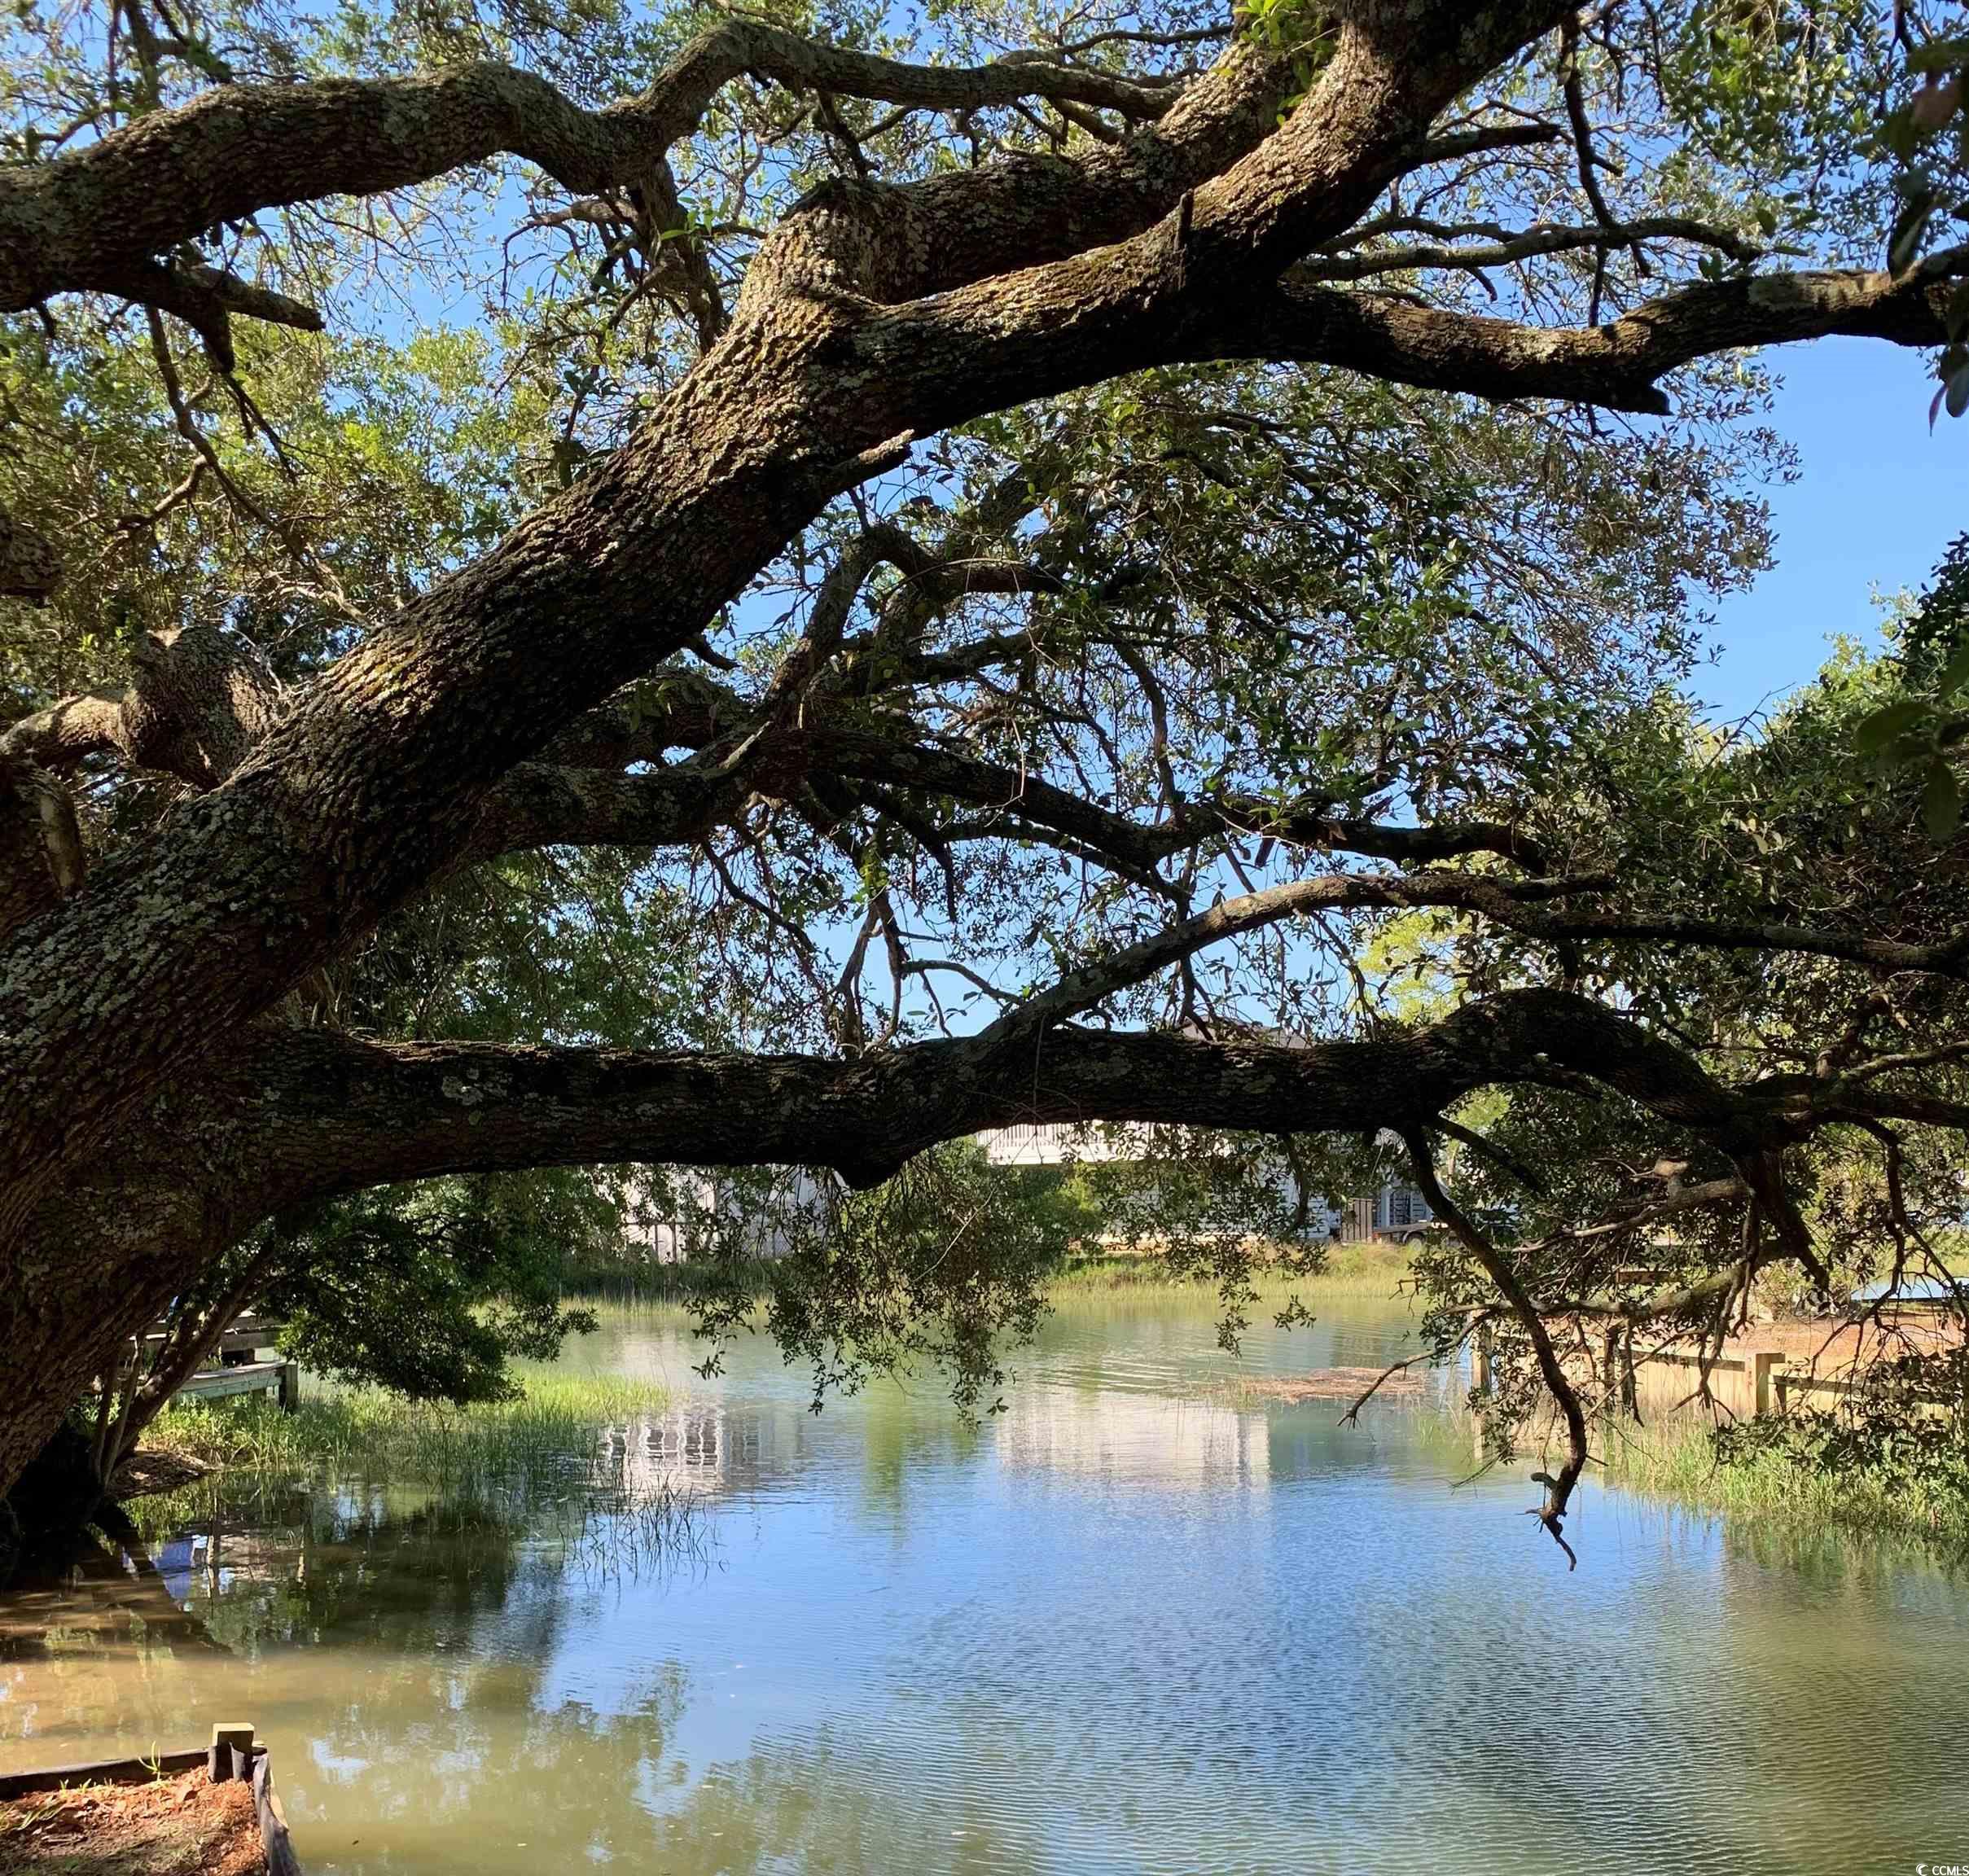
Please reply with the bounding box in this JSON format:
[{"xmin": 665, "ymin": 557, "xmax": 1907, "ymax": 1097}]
[
  {"xmin": 238, "ymin": 984, "xmax": 1777, "ymax": 1199},
  {"xmin": 0, "ymin": 978, "xmax": 1754, "ymax": 1497},
  {"xmin": 735, "ymin": 37, "xmax": 1299, "ymax": 308},
  {"xmin": 0, "ymin": 20, "xmax": 1179, "ymax": 317},
  {"xmin": 0, "ymin": 694, "xmax": 127, "ymax": 769},
  {"xmin": 787, "ymin": 726, "xmax": 1551, "ymax": 873},
  {"xmin": 1463, "ymin": 892, "xmax": 1969, "ymax": 976},
  {"xmin": 2, "ymin": 624, "xmax": 283, "ymax": 789},
  {"xmin": 1300, "ymin": 213, "xmax": 1761, "ymax": 284}
]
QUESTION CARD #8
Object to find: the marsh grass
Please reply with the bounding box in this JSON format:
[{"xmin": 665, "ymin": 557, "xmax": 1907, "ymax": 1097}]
[
  {"xmin": 148, "ymin": 1367, "xmax": 669, "ymax": 1493},
  {"xmin": 560, "ymin": 1476, "xmax": 711, "ymax": 1582},
  {"xmin": 1040, "ymin": 1240, "xmax": 1416, "ymax": 1300},
  {"xmin": 561, "ymin": 1240, "xmax": 1419, "ymax": 1313},
  {"xmin": 558, "ymin": 1257, "xmax": 783, "ymax": 1306},
  {"xmin": 138, "ymin": 1365, "xmax": 713, "ymax": 1578},
  {"xmin": 1598, "ymin": 1414, "xmax": 1969, "ymax": 1552}
]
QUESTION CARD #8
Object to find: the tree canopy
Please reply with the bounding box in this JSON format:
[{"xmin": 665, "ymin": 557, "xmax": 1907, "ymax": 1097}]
[{"xmin": 4, "ymin": 0, "xmax": 1969, "ymax": 1562}]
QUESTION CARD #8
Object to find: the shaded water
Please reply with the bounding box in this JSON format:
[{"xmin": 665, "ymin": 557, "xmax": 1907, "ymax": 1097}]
[{"xmin": 3, "ymin": 1294, "xmax": 1967, "ymax": 1874}]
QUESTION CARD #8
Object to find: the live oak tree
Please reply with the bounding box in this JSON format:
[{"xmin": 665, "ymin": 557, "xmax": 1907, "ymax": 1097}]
[{"xmin": 5, "ymin": 0, "xmax": 1969, "ymax": 1562}]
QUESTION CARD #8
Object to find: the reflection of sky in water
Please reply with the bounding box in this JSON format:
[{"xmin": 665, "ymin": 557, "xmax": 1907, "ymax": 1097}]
[{"xmin": 3, "ymin": 1295, "xmax": 1968, "ymax": 1874}]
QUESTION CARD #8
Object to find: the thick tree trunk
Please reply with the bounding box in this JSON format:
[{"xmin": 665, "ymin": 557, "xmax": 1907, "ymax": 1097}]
[{"xmin": 0, "ymin": 1099, "xmax": 266, "ymax": 1511}]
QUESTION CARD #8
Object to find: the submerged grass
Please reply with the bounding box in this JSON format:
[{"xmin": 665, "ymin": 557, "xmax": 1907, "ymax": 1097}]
[{"xmin": 148, "ymin": 1367, "xmax": 669, "ymax": 1492}]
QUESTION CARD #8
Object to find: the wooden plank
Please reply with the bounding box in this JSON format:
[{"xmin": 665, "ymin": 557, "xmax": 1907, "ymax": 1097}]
[
  {"xmin": 1646, "ymin": 1349, "xmax": 1752, "ymax": 1374},
  {"xmin": 0, "ymin": 1748, "xmax": 207, "ymax": 1799},
  {"xmin": 252, "ymin": 1747, "xmax": 305, "ymax": 1875},
  {"xmin": 1776, "ymin": 1370, "xmax": 1858, "ymax": 1400}
]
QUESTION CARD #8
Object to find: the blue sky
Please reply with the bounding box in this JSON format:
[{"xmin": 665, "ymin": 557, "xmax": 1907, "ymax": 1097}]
[{"xmin": 1702, "ymin": 337, "xmax": 1966, "ymax": 722}]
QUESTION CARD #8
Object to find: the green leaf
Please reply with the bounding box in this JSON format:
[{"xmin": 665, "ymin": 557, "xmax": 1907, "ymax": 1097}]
[
  {"xmin": 1940, "ymin": 640, "xmax": 1969, "ymax": 698},
  {"xmin": 1947, "ymin": 363, "xmax": 1969, "ymax": 421},
  {"xmin": 1923, "ymin": 762, "xmax": 1962, "ymax": 840},
  {"xmin": 1889, "ymin": 195, "xmax": 1936, "ymax": 274},
  {"xmin": 1853, "ymin": 699, "xmax": 1932, "ymax": 755}
]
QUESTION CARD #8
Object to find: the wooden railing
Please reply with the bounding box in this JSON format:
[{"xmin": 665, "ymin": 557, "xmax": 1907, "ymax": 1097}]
[{"xmin": 1471, "ymin": 1324, "xmax": 1960, "ymax": 1422}]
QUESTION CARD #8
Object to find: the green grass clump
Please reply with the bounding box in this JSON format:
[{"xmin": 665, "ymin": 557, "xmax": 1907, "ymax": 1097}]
[
  {"xmin": 149, "ymin": 1367, "xmax": 669, "ymax": 1492},
  {"xmin": 1601, "ymin": 1414, "xmax": 1969, "ymax": 1554}
]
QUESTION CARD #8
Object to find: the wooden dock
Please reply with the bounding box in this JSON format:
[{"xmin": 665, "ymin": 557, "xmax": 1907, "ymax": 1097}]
[
  {"xmin": 143, "ymin": 1315, "xmax": 287, "ymax": 1361},
  {"xmin": 150, "ymin": 1313, "xmax": 300, "ymax": 1413},
  {"xmin": 1472, "ymin": 1320, "xmax": 1964, "ymax": 1423},
  {"xmin": 178, "ymin": 1358, "xmax": 300, "ymax": 1409}
]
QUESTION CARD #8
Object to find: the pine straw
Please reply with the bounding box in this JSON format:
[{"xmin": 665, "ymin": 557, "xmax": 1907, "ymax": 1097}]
[{"xmin": 0, "ymin": 1769, "xmax": 263, "ymax": 1875}]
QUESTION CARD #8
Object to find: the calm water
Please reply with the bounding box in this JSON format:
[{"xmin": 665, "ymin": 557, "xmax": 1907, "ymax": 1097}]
[{"xmin": 2, "ymin": 1294, "xmax": 1967, "ymax": 1874}]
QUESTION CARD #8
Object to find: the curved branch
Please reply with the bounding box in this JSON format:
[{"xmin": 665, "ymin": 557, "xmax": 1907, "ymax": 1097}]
[
  {"xmin": 1301, "ymin": 213, "xmax": 1760, "ymax": 283},
  {"xmin": 1405, "ymin": 1131, "xmax": 1586, "ymax": 1568},
  {"xmin": 111, "ymin": 258, "xmax": 323, "ymax": 371},
  {"xmin": 793, "ymin": 727, "xmax": 1550, "ymax": 874},
  {"xmin": 979, "ymin": 870, "xmax": 1603, "ymax": 1043},
  {"xmin": 1204, "ymin": 265, "xmax": 1961, "ymax": 414},
  {"xmin": 2, "ymin": 623, "xmax": 283, "ymax": 789}
]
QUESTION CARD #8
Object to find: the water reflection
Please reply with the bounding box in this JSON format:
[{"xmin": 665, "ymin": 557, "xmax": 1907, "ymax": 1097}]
[{"xmin": 2, "ymin": 1297, "xmax": 1967, "ymax": 1874}]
